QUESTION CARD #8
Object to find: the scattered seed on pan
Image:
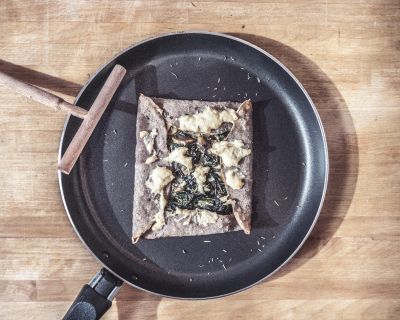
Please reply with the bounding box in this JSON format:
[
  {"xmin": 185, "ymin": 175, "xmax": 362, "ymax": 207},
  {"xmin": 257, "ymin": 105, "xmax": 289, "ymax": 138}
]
[
  {"xmin": 273, "ymin": 235, "xmax": 276, "ymax": 239},
  {"xmin": 212, "ymin": 94, "xmax": 216, "ymax": 98},
  {"xmin": 296, "ymin": 205, "xmax": 302, "ymax": 208},
  {"xmin": 274, "ymin": 200, "xmax": 280, "ymax": 207},
  {"xmin": 257, "ymin": 240, "xmax": 260, "ymax": 246},
  {"xmin": 169, "ymin": 64, "xmax": 173, "ymax": 68},
  {"xmin": 257, "ymin": 77, "xmax": 261, "ymax": 83},
  {"xmin": 208, "ymin": 272, "xmax": 211, "ymax": 275},
  {"xmin": 198, "ymin": 57, "xmax": 201, "ymax": 61},
  {"xmin": 284, "ymin": 196, "xmax": 288, "ymax": 200},
  {"xmin": 124, "ymin": 162, "xmax": 128, "ymax": 167},
  {"xmin": 175, "ymin": 62, "xmax": 178, "ymax": 65},
  {"xmin": 223, "ymin": 55, "xmax": 227, "ymax": 61},
  {"xmin": 207, "ymin": 86, "xmax": 210, "ymax": 89},
  {"xmin": 255, "ymin": 92, "xmax": 258, "ymax": 96},
  {"xmin": 211, "ymin": 258, "xmax": 214, "ymax": 262},
  {"xmin": 228, "ymin": 258, "xmax": 232, "ymax": 262},
  {"xmin": 203, "ymin": 240, "xmax": 211, "ymax": 243},
  {"xmin": 240, "ymin": 67, "xmax": 244, "ymax": 70},
  {"xmin": 250, "ymin": 249, "xmax": 253, "ymax": 252},
  {"xmin": 142, "ymin": 257, "xmax": 147, "ymax": 261},
  {"xmin": 244, "ymin": 92, "xmax": 248, "ymax": 98},
  {"xmin": 217, "ymin": 77, "xmax": 220, "ymax": 83},
  {"xmin": 199, "ymin": 264, "xmax": 204, "ymax": 268},
  {"xmin": 237, "ymin": 93, "xmax": 241, "ymax": 96},
  {"xmin": 301, "ymin": 162, "xmax": 306, "ymax": 166},
  {"xmin": 223, "ymin": 86, "xmax": 226, "ymax": 91},
  {"xmin": 189, "ymin": 278, "xmax": 193, "ymax": 282},
  {"xmin": 258, "ymin": 248, "xmax": 262, "ymax": 252},
  {"xmin": 222, "ymin": 264, "xmax": 227, "ymax": 270},
  {"xmin": 103, "ymin": 159, "xmax": 108, "ymax": 162},
  {"xmin": 182, "ymin": 249, "xmax": 186, "ymax": 254},
  {"xmin": 113, "ymin": 129, "xmax": 117, "ymax": 134},
  {"xmin": 213, "ymin": 87, "xmax": 218, "ymax": 90},
  {"xmin": 247, "ymin": 73, "xmax": 251, "ymax": 80},
  {"xmin": 230, "ymin": 56, "xmax": 235, "ymax": 61},
  {"xmin": 262, "ymin": 244, "xmax": 265, "ymax": 248},
  {"xmin": 170, "ymin": 72, "xmax": 178, "ymax": 79},
  {"xmin": 260, "ymin": 236, "xmax": 266, "ymax": 240},
  {"xmin": 222, "ymin": 249, "xmax": 227, "ymax": 253}
]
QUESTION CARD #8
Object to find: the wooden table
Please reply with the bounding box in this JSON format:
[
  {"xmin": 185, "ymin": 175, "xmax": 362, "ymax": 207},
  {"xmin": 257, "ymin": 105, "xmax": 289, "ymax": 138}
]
[{"xmin": 0, "ymin": 1, "xmax": 399, "ymax": 319}]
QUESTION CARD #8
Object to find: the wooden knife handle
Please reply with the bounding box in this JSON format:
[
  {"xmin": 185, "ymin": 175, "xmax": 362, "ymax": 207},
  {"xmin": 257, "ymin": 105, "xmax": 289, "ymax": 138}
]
[{"xmin": 0, "ymin": 70, "xmax": 88, "ymax": 119}]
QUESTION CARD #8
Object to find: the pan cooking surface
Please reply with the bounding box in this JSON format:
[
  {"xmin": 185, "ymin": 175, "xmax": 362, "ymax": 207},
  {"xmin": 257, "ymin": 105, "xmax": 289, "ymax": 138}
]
[{"xmin": 59, "ymin": 32, "xmax": 327, "ymax": 298}]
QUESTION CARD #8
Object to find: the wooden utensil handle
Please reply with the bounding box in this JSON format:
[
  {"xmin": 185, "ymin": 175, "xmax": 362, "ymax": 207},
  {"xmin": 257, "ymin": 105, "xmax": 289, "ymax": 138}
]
[
  {"xmin": 0, "ymin": 71, "xmax": 88, "ymax": 119},
  {"xmin": 58, "ymin": 64, "xmax": 127, "ymax": 174}
]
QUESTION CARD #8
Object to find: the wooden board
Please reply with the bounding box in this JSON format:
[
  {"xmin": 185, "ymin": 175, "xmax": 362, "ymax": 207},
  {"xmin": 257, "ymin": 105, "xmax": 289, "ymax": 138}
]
[{"xmin": 0, "ymin": 0, "xmax": 399, "ymax": 319}]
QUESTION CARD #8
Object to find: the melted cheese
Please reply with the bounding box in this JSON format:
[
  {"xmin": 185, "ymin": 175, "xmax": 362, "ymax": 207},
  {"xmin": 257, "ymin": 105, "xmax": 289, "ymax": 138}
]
[
  {"xmin": 175, "ymin": 180, "xmax": 187, "ymax": 192},
  {"xmin": 140, "ymin": 129, "xmax": 158, "ymax": 154},
  {"xmin": 178, "ymin": 107, "xmax": 237, "ymax": 133},
  {"xmin": 173, "ymin": 208, "xmax": 218, "ymax": 227},
  {"xmin": 225, "ymin": 168, "xmax": 245, "ymax": 190},
  {"xmin": 145, "ymin": 152, "xmax": 158, "ymax": 164},
  {"xmin": 145, "ymin": 166, "xmax": 174, "ymax": 194},
  {"xmin": 192, "ymin": 165, "xmax": 210, "ymax": 193},
  {"xmin": 209, "ymin": 140, "xmax": 251, "ymax": 167},
  {"xmin": 152, "ymin": 192, "xmax": 167, "ymax": 231},
  {"xmin": 146, "ymin": 167, "xmax": 174, "ymax": 232},
  {"xmin": 139, "ymin": 131, "xmax": 148, "ymax": 139},
  {"xmin": 195, "ymin": 209, "xmax": 219, "ymax": 226},
  {"xmin": 165, "ymin": 147, "xmax": 193, "ymax": 170}
]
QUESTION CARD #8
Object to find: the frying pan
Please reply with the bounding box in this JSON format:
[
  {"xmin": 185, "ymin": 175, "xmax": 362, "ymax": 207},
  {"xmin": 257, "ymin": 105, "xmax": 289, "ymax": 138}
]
[{"xmin": 60, "ymin": 32, "xmax": 328, "ymax": 319}]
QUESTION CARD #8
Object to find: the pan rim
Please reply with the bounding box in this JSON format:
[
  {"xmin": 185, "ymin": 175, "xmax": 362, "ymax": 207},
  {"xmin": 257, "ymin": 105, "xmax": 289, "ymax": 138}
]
[{"xmin": 58, "ymin": 31, "xmax": 329, "ymax": 300}]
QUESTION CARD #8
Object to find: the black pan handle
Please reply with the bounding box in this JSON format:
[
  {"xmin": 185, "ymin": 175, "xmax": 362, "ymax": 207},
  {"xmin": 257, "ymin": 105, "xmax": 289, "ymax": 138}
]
[{"xmin": 63, "ymin": 268, "xmax": 123, "ymax": 320}]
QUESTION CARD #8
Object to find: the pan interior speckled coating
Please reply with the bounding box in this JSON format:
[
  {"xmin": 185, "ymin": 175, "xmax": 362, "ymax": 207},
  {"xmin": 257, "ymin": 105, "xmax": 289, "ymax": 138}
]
[{"xmin": 59, "ymin": 32, "xmax": 328, "ymax": 299}]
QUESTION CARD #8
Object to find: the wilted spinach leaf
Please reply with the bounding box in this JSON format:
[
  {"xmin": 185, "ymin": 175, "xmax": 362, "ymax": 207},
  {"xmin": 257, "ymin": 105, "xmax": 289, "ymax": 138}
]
[
  {"xmin": 183, "ymin": 174, "xmax": 197, "ymax": 193},
  {"xmin": 201, "ymin": 153, "xmax": 220, "ymax": 167},
  {"xmin": 167, "ymin": 128, "xmax": 232, "ymax": 216},
  {"xmin": 193, "ymin": 195, "xmax": 232, "ymax": 215},
  {"xmin": 208, "ymin": 171, "xmax": 227, "ymax": 197},
  {"xmin": 169, "ymin": 192, "xmax": 195, "ymax": 210},
  {"xmin": 168, "ymin": 142, "xmax": 184, "ymax": 151},
  {"xmin": 206, "ymin": 122, "xmax": 233, "ymax": 143},
  {"xmin": 176, "ymin": 130, "xmax": 194, "ymax": 139},
  {"xmin": 186, "ymin": 143, "xmax": 202, "ymax": 164}
]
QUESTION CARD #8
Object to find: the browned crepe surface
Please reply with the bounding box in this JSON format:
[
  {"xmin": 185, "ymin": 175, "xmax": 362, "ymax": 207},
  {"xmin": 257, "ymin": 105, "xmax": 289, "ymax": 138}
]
[{"xmin": 132, "ymin": 95, "xmax": 252, "ymax": 241}]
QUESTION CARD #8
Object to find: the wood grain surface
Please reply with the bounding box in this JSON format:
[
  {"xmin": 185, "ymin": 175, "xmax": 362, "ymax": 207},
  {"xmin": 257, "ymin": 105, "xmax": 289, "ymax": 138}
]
[{"xmin": 0, "ymin": 1, "xmax": 399, "ymax": 319}]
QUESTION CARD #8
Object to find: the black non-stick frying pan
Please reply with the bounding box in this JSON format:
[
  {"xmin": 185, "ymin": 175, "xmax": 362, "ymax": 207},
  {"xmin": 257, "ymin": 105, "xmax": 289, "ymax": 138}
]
[{"xmin": 59, "ymin": 32, "xmax": 328, "ymax": 319}]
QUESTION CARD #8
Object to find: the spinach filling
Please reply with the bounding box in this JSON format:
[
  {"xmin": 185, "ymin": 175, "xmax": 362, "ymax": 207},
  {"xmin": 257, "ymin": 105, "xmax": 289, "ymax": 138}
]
[{"xmin": 167, "ymin": 125, "xmax": 233, "ymax": 215}]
